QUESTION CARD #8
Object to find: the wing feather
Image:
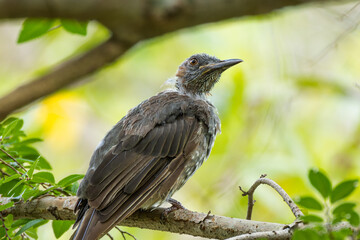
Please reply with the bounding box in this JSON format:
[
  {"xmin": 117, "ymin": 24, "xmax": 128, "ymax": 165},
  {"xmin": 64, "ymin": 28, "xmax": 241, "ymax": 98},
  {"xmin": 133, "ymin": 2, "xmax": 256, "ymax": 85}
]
[
  {"xmin": 168, "ymin": 118, "xmax": 184, "ymax": 156},
  {"xmin": 74, "ymin": 116, "xmax": 203, "ymax": 240}
]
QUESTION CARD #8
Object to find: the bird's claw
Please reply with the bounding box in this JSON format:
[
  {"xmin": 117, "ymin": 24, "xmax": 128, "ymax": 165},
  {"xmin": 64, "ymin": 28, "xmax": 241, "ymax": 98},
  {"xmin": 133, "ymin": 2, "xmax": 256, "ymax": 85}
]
[{"xmin": 161, "ymin": 198, "xmax": 186, "ymax": 221}]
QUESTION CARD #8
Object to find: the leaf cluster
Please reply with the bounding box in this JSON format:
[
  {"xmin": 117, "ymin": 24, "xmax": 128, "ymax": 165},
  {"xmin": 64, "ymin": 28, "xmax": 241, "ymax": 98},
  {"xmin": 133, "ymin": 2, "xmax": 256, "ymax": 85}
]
[
  {"xmin": 18, "ymin": 18, "xmax": 88, "ymax": 43},
  {"xmin": 0, "ymin": 118, "xmax": 83, "ymax": 239},
  {"xmin": 294, "ymin": 169, "xmax": 359, "ymax": 239}
]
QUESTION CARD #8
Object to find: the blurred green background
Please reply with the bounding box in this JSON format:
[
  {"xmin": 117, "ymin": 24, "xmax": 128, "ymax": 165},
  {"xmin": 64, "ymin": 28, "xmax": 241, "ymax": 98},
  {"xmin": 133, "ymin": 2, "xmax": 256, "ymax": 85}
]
[{"xmin": 1, "ymin": 2, "xmax": 360, "ymax": 239}]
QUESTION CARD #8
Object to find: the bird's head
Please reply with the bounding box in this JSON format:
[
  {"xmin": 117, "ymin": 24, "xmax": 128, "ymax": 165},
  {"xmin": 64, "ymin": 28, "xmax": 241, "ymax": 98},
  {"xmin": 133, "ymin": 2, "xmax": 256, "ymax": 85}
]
[{"xmin": 175, "ymin": 53, "xmax": 242, "ymax": 95}]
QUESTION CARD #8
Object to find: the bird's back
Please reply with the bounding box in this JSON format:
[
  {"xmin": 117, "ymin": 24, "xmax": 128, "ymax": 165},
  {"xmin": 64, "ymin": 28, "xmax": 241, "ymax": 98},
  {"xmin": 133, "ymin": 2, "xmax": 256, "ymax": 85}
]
[{"xmin": 73, "ymin": 90, "xmax": 220, "ymax": 240}]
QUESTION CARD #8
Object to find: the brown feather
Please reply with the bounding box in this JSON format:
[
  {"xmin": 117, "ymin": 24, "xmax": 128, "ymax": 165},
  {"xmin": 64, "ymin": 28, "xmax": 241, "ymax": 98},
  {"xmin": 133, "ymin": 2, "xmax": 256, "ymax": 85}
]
[{"xmin": 73, "ymin": 89, "xmax": 221, "ymax": 240}]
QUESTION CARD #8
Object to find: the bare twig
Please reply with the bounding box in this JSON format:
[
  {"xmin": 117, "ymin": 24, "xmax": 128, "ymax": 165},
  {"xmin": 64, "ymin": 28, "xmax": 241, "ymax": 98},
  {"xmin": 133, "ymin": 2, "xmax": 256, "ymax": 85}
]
[
  {"xmin": 0, "ymin": 147, "xmax": 27, "ymax": 174},
  {"xmin": 0, "ymin": 168, "xmax": 11, "ymax": 177},
  {"xmin": 313, "ymin": 15, "xmax": 360, "ymax": 64},
  {"xmin": 0, "ymin": 157, "xmax": 23, "ymax": 175},
  {"xmin": 39, "ymin": 182, "xmax": 71, "ymax": 196},
  {"xmin": 115, "ymin": 226, "xmax": 137, "ymax": 240},
  {"xmin": 0, "ymin": 213, "xmax": 11, "ymax": 240},
  {"xmin": 240, "ymin": 175, "xmax": 304, "ymax": 220},
  {"xmin": 340, "ymin": 1, "xmax": 360, "ymax": 20}
]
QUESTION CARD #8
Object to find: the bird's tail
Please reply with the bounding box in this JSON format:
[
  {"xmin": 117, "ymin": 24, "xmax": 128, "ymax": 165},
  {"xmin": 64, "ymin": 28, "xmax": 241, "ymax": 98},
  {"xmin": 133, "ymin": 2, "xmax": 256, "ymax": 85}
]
[{"xmin": 71, "ymin": 207, "xmax": 117, "ymax": 240}]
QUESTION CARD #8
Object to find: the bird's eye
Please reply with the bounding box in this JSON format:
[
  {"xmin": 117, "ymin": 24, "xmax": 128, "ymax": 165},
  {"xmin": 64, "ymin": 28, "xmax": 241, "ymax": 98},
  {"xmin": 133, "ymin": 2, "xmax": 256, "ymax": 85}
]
[{"xmin": 189, "ymin": 58, "xmax": 198, "ymax": 66}]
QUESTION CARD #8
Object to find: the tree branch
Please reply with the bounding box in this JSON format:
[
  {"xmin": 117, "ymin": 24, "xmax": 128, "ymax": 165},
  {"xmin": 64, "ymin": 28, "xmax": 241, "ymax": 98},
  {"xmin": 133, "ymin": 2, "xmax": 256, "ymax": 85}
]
[
  {"xmin": 0, "ymin": 0, "xmax": 352, "ymax": 120},
  {"xmin": 1, "ymin": 196, "xmax": 286, "ymax": 239},
  {"xmin": 226, "ymin": 228, "xmax": 292, "ymax": 240},
  {"xmin": 240, "ymin": 175, "xmax": 304, "ymax": 220},
  {"xmin": 0, "ymin": 37, "xmax": 129, "ymax": 121}
]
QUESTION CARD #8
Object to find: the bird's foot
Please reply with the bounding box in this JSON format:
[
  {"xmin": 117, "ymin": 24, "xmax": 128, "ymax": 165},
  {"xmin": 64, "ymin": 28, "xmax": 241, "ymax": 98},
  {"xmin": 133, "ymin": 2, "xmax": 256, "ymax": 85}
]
[{"xmin": 161, "ymin": 198, "xmax": 186, "ymax": 221}]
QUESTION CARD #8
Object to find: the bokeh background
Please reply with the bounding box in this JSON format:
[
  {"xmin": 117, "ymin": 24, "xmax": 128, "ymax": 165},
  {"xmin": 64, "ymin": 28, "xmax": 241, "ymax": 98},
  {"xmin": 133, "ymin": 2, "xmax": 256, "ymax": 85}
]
[{"xmin": 1, "ymin": 2, "xmax": 360, "ymax": 239}]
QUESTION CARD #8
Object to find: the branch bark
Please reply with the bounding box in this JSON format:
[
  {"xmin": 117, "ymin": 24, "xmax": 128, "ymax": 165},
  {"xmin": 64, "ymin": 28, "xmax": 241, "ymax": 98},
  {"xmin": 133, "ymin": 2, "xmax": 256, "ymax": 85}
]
[
  {"xmin": 0, "ymin": 0, "xmax": 351, "ymax": 120},
  {"xmin": 240, "ymin": 175, "xmax": 304, "ymax": 220},
  {"xmin": 0, "ymin": 37, "xmax": 128, "ymax": 121},
  {"xmin": 1, "ymin": 196, "xmax": 286, "ymax": 239}
]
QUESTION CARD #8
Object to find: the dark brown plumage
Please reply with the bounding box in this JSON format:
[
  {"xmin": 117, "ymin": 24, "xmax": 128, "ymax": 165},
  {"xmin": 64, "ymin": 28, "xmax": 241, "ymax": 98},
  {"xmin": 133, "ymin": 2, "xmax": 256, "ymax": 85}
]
[{"xmin": 72, "ymin": 53, "xmax": 242, "ymax": 240}]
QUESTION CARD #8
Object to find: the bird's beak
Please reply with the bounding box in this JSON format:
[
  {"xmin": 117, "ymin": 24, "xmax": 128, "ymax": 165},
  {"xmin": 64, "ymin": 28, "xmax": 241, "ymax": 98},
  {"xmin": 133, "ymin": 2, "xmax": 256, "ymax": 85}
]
[{"xmin": 201, "ymin": 59, "xmax": 243, "ymax": 75}]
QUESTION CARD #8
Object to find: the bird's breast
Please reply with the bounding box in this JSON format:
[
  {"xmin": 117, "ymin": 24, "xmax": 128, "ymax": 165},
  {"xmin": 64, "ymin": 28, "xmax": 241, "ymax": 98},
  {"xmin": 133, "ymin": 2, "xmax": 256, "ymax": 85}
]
[{"xmin": 157, "ymin": 122, "xmax": 216, "ymax": 207}]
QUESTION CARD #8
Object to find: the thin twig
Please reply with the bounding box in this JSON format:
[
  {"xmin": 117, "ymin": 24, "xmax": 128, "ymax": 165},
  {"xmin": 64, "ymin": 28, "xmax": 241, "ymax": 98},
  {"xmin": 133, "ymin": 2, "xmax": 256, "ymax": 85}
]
[
  {"xmin": 240, "ymin": 175, "xmax": 303, "ymax": 220},
  {"xmin": 0, "ymin": 157, "xmax": 23, "ymax": 175},
  {"xmin": 0, "ymin": 158, "xmax": 35, "ymax": 188},
  {"xmin": 53, "ymin": 188, "xmax": 71, "ymax": 196},
  {"xmin": 115, "ymin": 226, "xmax": 137, "ymax": 240},
  {"xmin": 340, "ymin": 1, "xmax": 360, "ymax": 20},
  {"xmin": 106, "ymin": 233, "xmax": 114, "ymax": 240},
  {"xmin": 49, "ymin": 25, "xmax": 62, "ymax": 31},
  {"xmin": 0, "ymin": 168, "xmax": 11, "ymax": 177},
  {"xmin": 313, "ymin": 15, "xmax": 360, "ymax": 64},
  {"xmin": 0, "ymin": 213, "xmax": 11, "ymax": 240},
  {"xmin": 40, "ymin": 183, "xmax": 71, "ymax": 196},
  {"xmin": 0, "ymin": 147, "xmax": 27, "ymax": 173}
]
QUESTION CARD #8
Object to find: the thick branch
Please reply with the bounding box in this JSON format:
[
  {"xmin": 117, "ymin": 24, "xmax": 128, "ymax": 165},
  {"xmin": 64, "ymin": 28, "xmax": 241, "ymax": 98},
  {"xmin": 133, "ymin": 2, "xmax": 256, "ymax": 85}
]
[
  {"xmin": 0, "ymin": 0, "xmax": 352, "ymax": 119},
  {"xmin": 0, "ymin": 37, "xmax": 128, "ymax": 121},
  {"xmin": 1, "ymin": 196, "xmax": 286, "ymax": 239},
  {"xmin": 0, "ymin": 0, "xmax": 349, "ymax": 41}
]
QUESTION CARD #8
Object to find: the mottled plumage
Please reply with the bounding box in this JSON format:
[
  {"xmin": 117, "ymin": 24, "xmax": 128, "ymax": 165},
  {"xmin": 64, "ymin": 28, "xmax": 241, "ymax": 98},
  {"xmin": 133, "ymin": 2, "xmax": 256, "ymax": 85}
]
[{"xmin": 72, "ymin": 54, "xmax": 242, "ymax": 240}]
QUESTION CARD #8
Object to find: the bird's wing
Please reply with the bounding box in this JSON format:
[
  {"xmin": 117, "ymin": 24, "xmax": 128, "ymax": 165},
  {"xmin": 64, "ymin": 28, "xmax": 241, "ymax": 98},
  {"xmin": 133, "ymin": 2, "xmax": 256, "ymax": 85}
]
[{"xmin": 73, "ymin": 115, "xmax": 203, "ymax": 240}]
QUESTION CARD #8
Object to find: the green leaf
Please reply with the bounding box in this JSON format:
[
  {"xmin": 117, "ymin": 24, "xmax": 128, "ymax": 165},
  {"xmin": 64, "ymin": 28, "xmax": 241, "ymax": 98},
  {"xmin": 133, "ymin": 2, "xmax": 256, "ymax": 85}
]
[
  {"xmin": 15, "ymin": 219, "xmax": 46, "ymax": 236},
  {"xmin": 57, "ymin": 174, "xmax": 84, "ymax": 187},
  {"xmin": 3, "ymin": 119, "xmax": 21, "ymax": 139},
  {"xmin": 308, "ymin": 169, "xmax": 332, "ymax": 199},
  {"xmin": 27, "ymin": 157, "xmax": 40, "ymax": 178},
  {"xmin": 2, "ymin": 117, "xmax": 18, "ymax": 126},
  {"xmin": 6, "ymin": 214, "xmax": 14, "ymax": 226},
  {"xmin": 0, "ymin": 180, "xmax": 22, "ymax": 197},
  {"xmin": 22, "ymin": 188, "xmax": 40, "ymax": 201},
  {"xmin": 32, "ymin": 171, "xmax": 55, "ymax": 184},
  {"xmin": 12, "ymin": 219, "xmax": 32, "ymax": 228},
  {"xmin": 0, "ymin": 227, "xmax": 5, "ymax": 239},
  {"xmin": 37, "ymin": 157, "xmax": 52, "ymax": 170},
  {"xmin": 295, "ymin": 196, "xmax": 323, "ymax": 210},
  {"xmin": 20, "ymin": 138, "xmax": 43, "ymax": 145},
  {"xmin": 299, "ymin": 214, "xmax": 323, "ymax": 223},
  {"xmin": 331, "ymin": 180, "xmax": 358, "ymax": 203},
  {"xmin": 332, "ymin": 216, "xmax": 343, "ymax": 225},
  {"xmin": 61, "ymin": 19, "xmax": 88, "ymax": 35},
  {"xmin": 15, "ymin": 145, "xmax": 40, "ymax": 161},
  {"xmin": 8, "ymin": 179, "xmax": 25, "ymax": 195},
  {"xmin": 70, "ymin": 181, "xmax": 79, "ymax": 195},
  {"xmin": 293, "ymin": 228, "xmax": 322, "ymax": 240},
  {"xmin": 333, "ymin": 202, "xmax": 356, "ymax": 216},
  {"xmin": 332, "ymin": 228, "xmax": 353, "ymax": 240},
  {"xmin": 13, "ymin": 119, "xmax": 24, "ymax": 133},
  {"xmin": 25, "ymin": 228, "xmax": 38, "ymax": 239},
  {"xmin": 0, "ymin": 201, "xmax": 14, "ymax": 211},
  {"xmin": 52, "ymin": 220, "xmax": 74, "ymax": 238},
  {"xmin": 33, "ymin": 186, "xmax": 57, "ymax": 198},
  {"xmin": 18, "ymin": 18, "xmax": 55, "ymax": 43},
  {"xmin": 0, "ymin": 174, "xmax": 21, "ymax": 185},
  {"xmin": 346, "ymin": 211, "xmax": 360, "ymax": 226}
]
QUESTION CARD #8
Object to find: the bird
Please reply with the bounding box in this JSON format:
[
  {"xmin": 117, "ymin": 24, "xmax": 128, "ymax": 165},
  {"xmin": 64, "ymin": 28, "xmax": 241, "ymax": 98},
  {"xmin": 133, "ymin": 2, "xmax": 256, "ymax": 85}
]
[{"xmin": 72, "ymin": 53, "xmax": 242, "ymax": 240}]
